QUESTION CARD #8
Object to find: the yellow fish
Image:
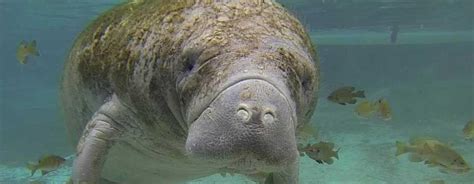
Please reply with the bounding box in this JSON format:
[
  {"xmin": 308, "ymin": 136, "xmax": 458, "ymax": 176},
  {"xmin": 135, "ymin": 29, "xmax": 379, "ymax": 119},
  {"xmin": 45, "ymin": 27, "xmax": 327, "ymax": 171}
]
[
  {"xmin": 27, "ymin": 155, "xmax": 65, "ymax": 176},
  {"xmin": 375, "ymin": 98, "xmax": 392, "ymax": 121},
  {"xmin": 396, "ymin": 137, "xmax": 470, "ymax": 174},
  {"xmin": 463, "ymin": 120, "xmax": 474, "ymax": 140},
  {"xmin": 300, "ymin": 141, "xmax": 339, "ymax": 164},
  {"xmin": 327, "ymin": 86, "xmax": 365, "ymax": 105},
  {"xmin": 16, "ymin": 40, "xmax": 39, "ymax": 64},
  {"xmin": 354, "ymin": 100, "xmax": 377, "ymax": 118}
]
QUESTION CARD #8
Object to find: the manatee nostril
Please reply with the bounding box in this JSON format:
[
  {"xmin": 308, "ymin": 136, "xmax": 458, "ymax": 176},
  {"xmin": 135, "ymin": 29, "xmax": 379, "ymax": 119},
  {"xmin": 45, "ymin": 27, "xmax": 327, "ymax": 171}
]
[
  {"xmin": 262, "ymin": 110, "xmax": 275, "ymax": 124},
  {"xmin": 237, "ymin": 106, "xmax": 250, "ymax": 122}
]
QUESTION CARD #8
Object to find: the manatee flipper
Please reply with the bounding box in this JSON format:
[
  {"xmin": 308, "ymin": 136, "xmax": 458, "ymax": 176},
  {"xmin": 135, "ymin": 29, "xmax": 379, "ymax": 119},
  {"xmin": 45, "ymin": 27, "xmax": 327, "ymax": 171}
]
[{"xmin": 73, "ymin": 96, "xmax": 124, "ymax": 184}]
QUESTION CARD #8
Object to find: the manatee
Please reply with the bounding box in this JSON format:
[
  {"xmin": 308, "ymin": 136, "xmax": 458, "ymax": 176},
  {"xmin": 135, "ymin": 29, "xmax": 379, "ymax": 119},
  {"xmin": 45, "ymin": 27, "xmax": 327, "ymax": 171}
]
[{"xmin": 60, "ymin": 0, "xmax": 319, "ymax": 183}]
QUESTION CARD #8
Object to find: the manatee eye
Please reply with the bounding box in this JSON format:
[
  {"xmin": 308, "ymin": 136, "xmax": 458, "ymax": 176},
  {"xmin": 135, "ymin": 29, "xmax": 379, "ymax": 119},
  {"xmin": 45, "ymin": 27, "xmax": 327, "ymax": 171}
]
[
  {"xmin": 185, "ymin": 62, "xmax": 195, "ymax": 72},
  {"xmin": 181, "ymin": 48, "xmax": 199, "ymax": 73},
  {"xmin": 300, "ymin": 73, "xmax": 313, "ymax": 92},
  {"xmin": 301, "ymin": 78, "xmax": 309, "ymax": 90},
  {"xmin": 183, "ymin": 54, "xmax": 196, "ymax": 72}
]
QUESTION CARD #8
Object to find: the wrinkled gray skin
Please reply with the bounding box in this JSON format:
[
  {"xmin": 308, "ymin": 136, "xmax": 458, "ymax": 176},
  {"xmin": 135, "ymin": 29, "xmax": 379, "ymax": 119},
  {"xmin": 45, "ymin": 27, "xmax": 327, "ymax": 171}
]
[{"xmin": 60, "ymin": 0, "xmax": 319, "ymax": 183}]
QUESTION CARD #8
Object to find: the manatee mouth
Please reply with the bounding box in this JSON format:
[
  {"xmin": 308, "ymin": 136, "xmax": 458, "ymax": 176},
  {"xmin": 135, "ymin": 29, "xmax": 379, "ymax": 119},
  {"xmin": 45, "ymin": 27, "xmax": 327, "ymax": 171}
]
[{"xmin": 185, "ymin": 79, "xmax": 298, "ymax": 170}]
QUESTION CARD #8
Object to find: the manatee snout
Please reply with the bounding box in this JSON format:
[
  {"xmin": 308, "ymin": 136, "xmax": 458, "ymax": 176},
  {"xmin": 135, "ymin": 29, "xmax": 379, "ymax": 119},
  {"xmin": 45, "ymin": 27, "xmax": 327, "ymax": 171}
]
[{"xmin": 185, "ymin": 79, "xmax": 298, "ymax": 168}]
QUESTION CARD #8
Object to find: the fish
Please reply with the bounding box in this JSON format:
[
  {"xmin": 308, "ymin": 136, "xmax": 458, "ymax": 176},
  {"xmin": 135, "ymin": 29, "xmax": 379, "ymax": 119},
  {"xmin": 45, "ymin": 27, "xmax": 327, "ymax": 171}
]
[
  {"xmin": 16, "ymin": 40, "xmax": 39, "ymax": 64},
  {"xmin": 463, "ymin": 120, "xmax": 474, "ymax": 140},
  {"xmin": 26, "ymin": 155, "xmax": 66, "ymax": 176},
  {"xmin": 395, "ymin": 137, "xmax": 470, "ymax": 174},
  {"xmin": 375, "ymin": 98, "xmax": 392, "ymax": 121},
  {"xmin": 390, "ymin": 24, "xmax": 399, "ymax": 44},
  {"xmin": 327, "ymin": 86, "xmax": 365, "ymax": 105},
  {"xmin": 354, "ymin": 100, "xmax": 377, "ymax": 119},
  {"xmin": 300, "ymin": 141, "xmax": 339, "ymax": 164}
]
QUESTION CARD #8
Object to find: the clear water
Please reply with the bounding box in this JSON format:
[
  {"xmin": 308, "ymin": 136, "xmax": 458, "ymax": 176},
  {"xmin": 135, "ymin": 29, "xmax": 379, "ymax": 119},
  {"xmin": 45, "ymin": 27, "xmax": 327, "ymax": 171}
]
[{"xmin": 0, "ymin": 0, "xmax": 473, "ymax": 183}]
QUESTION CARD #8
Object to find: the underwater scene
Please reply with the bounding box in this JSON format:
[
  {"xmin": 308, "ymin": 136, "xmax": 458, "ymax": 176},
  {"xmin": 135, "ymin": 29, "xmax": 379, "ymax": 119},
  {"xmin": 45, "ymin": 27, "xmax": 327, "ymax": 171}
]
[{"xmin": 0, "ymin": 0, "xmax": 473, "ymax": 184}]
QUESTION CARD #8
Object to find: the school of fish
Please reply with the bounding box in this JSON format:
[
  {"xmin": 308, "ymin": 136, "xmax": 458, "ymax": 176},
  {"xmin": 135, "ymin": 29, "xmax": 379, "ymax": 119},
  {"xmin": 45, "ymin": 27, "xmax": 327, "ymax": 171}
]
[{"xmin": 327, "ymin": 86, "xmax": 471, "ymax": 176}]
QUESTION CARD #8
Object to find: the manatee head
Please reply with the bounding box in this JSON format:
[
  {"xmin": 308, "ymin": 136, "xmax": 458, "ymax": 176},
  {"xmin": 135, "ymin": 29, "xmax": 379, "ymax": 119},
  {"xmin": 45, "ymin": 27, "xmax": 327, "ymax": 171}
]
[{"xmin": 166, "ymin": 1, "xmax": 319, "ymax": 173}]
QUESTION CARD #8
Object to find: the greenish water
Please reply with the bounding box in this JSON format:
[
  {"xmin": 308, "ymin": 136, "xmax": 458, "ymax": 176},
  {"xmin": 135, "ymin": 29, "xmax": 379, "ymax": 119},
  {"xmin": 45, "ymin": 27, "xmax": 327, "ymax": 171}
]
[{"xmin": 1, "ymin": 0, "xmax": 473, "ymax": 183}]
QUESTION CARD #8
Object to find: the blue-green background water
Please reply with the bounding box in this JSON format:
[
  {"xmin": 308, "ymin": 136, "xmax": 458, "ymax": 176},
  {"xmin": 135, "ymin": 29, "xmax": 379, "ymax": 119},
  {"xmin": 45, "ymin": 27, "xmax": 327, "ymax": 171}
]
[{"xmin": 0, "ymin": 0, "xmax": 473, "ymax": 183}]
